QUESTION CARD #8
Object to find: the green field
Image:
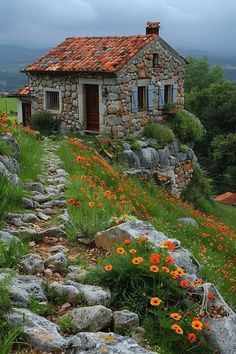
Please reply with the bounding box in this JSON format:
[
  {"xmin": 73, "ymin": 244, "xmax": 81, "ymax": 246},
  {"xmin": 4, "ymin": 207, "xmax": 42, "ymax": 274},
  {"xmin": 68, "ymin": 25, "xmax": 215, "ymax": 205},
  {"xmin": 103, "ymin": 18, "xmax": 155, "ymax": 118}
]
[{"xmin": 0, "ymin": 97, "xmax": 17, "ymax": 117}]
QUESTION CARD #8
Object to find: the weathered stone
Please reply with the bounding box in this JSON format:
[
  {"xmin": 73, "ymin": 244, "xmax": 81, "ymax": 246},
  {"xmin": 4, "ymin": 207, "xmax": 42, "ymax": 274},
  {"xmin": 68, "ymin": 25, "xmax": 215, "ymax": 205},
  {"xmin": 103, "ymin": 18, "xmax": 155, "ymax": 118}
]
[
  {"xmin": 95, "ymin": 220, "xmax": 169, "ymax": 251},
  {"xmin": 107, "ymin": 93, "xmax": 119, "ymax": 101},
  {"xmin": 24, "ymin": 182, "xmax": 45, "ymax": 194},
  {"xmin": 38, "ymin": 226, "xmax": 66, "ymax": 238},
  {"xmin": 177, "ymin": 218, "xmax": 198, "ymax": 228},
  {"xmin": 45, "ymin": 252, "xmax": 68, "ymax": 271},
  {"xmin": 9, "ymin": 275, "xmax": 47, "ymax": 306},
  {"xmin": 7, "ymin": 308, "xmax": 67, "ymax": 352},
  {"xmin": 37, "ymin": 211, "xmax": 51, "ymax": 221},
  {"xmin": 48, "ymin": 281, "xmax": 80, "ymax": 303},
  {"xmin": 66, "ymin": 332, "xmax": 157, "ymax": 354},
  {"xmin": 32, "ymin": 194, "xmax": 51, "ymax": 203},
  {"xmin": 65, "ymin": 281, "xmax": 111, "ymax": 306},
  {"xmin": 21, "ymin": 213, "xmax": 39, "ymax": 223},
  {"xmin": 113, "ymin": 310, "xmax": 139, "ymax": 332},
  {"xmin": 169, "ymin": 248, "xmax": 200, "ymax": 276},
  {"xmin": 123, "ymin": 150, "xmax": 141, "ymax": 169},
  {"xmin": 57, "ymin": 209, "xmax": 74, "ymax": 228},
  {"xmin": 49, "ymin": 245, "xmax": 69, "ymax": 253},
  {"xmin": 22, "ymin": 197, "xmax": 34, "ymax": 209},
  {"xmin": 18, "ymin": 253, "xmax": 45, "ymax": 274},
  {"xmin": 65, "ymin": 305, "xmax": 113, "ymax": 332},
  {"xmin": 0, "ymin": 230, "xmax": 20, "ymax": 244},
  {"xmin": 106, "ymin": 115, "xmax": 121, "ymax": 126}
]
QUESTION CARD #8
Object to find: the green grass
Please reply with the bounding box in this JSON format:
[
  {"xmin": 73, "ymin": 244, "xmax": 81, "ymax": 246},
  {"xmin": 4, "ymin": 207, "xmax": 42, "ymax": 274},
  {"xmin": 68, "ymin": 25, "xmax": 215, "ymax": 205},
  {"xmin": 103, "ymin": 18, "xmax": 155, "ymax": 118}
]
[
  {"xmin": 213, "ymin": 202, "xmax": 236, "ymax": 231},
  {"xmin": 0, "ymin": 98, "xmax": 17, "ymax": 119},
  {"xmin": 57, "ymin": 138, "xmax": 236, "ymax": 308}
]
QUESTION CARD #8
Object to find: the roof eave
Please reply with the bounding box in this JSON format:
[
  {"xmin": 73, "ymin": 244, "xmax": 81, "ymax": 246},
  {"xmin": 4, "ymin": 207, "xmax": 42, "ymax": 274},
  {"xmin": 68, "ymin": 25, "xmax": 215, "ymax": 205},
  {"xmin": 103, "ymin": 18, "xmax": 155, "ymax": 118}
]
[{"xmin": 21, "ymin": 69, "xmax": 118, "ymax": 76}]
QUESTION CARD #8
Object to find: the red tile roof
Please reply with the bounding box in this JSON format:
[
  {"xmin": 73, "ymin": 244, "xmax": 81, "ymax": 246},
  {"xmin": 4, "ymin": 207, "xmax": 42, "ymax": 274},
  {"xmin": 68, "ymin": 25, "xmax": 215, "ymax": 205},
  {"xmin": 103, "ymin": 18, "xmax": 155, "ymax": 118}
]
[
  {"xmin": 22, "ymin": 35, "xmax": 157, "ymax": 74},
  {"xmin": 215, "ymin": 192, "xmax": 236, "ymax": 206},
  {"xmin": 12, "ymin": 85, "xmax": 30, "ymax": 97}
]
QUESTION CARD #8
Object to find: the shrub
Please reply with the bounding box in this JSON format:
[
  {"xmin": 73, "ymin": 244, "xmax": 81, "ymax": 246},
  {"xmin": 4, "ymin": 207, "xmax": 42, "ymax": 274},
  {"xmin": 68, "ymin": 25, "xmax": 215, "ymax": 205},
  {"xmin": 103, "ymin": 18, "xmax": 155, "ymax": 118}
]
[
  {"xmin": 0, "ymin": 240, "xmax": 28, "ymax": 268},
  {"xmin": 144, "ymin": 124, "xmax": 175, "ymax": 146},
  {"xmin": 85, "ymin": 239, "xmax": 210, "ymax": 353},
  {"xmin": 29, "ymin": 110, "xmax": 57, "ymax": 135},
  {"xmin": 58, "ymin": 315, "xmax": 77, "ymax": 334},
  {"xmin": 169, "ymin": 111, "xmax": 204, "ymax": 143}
]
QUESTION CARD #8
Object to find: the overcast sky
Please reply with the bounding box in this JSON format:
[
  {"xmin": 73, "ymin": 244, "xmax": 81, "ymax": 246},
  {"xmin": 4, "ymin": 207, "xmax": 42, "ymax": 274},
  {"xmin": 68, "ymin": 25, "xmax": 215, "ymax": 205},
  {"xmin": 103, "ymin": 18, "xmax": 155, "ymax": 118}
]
[{"xmin": 0, "ymin": 0, "xmax": 235, "ymax": 54}]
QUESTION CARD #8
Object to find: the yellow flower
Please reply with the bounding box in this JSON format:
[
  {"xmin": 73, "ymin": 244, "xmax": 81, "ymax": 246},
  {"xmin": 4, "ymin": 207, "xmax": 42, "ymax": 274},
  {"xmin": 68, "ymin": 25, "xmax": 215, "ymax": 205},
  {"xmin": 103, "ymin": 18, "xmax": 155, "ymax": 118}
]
[
  {"xmin": 176, "ymin": 268, "xmax": 185, "ymax": 276},
  {"xmin": 88, "ymin": 201, "xmax": 95, "ymax": 208},
  {"xmin": 171, "ymin": 271, "xmax": 179, "ymax": 279},
  {"xmin": 150, "ymin": 297, "xmax": 161, "ymax": 306},
  {"xmin": 129, "ymin": 248, "xmax": 137, "ymax": 254}
]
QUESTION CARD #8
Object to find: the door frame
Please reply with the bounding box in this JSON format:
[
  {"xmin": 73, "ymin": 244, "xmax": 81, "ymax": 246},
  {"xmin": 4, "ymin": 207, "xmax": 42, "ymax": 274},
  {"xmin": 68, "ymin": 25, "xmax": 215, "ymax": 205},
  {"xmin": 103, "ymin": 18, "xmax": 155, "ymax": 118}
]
[
  {"xmin": 21, "ymin": 100, "xmax": 31, "ymax": 126},
  {"xmin": 78, "ymin": 78, "xmax": 106, "ymax": 133}
]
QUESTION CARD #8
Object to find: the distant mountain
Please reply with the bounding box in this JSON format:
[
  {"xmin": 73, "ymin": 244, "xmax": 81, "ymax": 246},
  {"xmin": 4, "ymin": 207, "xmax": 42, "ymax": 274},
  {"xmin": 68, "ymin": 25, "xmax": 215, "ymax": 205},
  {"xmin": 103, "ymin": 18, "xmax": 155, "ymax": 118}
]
[{"xmin": 0, "ymin": 45, "xmax": 50, "ymax": 66}]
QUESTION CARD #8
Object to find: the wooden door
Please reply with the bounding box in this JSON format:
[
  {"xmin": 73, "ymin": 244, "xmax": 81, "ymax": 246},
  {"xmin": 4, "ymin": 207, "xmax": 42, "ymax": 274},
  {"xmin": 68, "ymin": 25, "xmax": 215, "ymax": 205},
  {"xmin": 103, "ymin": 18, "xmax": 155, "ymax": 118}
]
[
  {"xmin": 22, "ymin": 102, "xmax": 31, "ymax": 126},
  {"xmin": 86, "ymin": 85, "xmax": 99, "ymax": 131}
]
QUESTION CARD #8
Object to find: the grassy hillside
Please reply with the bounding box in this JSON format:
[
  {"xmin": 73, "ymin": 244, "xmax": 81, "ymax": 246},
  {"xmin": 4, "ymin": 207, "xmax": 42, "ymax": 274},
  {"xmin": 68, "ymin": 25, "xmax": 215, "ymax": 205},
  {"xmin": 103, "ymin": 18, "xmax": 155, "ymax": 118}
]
[{"xmin": 58, "ymin": 138, "xmax": 236, "ymax": 308}]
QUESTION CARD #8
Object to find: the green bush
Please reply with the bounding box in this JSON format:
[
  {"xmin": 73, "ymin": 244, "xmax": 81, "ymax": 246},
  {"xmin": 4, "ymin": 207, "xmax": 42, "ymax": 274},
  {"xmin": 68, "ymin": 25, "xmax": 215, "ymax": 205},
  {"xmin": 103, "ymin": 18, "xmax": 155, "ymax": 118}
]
[
  {"xmin": 144, "ymin": 124, "xmax": 175, "ymax": 146},
  {"xmin": 29, "ymin": 110, "xmax": 57, "ymax": 135},
  {"xmin": 169, "ymin": 111, "xmax": 204, "ymax": 143}
]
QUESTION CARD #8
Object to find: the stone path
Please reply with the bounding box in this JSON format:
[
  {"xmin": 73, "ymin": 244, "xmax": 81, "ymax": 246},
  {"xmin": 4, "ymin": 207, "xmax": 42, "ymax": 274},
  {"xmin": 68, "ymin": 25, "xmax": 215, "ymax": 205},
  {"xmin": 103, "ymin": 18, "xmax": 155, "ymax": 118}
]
[{"xmin": 0, "ymin": 139, "xmax": 156, "ymax": 354}]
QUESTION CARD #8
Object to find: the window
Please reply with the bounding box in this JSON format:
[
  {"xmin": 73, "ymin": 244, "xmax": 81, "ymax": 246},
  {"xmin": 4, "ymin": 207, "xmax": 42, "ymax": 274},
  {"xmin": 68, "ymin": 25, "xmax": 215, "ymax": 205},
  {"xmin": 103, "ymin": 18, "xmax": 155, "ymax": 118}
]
[
  {"xmin": 138, "ymin": 86, "xmax": 146, "ymax": 111},
  {"xmin": 45, "ymin": 90, "xmax": 60, "ymax": 111},
  {"xmin": 153, "ymin": 53, "xmax": 159, "ymax": 68},
  {"xmin": 164, "ymin": 85, "xmax": 173, "ymax": 104}
]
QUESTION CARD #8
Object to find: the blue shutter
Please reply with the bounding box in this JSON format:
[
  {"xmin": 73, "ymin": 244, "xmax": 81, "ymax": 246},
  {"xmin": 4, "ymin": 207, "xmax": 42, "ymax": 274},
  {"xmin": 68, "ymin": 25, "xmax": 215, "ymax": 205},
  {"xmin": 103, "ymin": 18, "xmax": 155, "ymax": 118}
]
[
  {"xmin": 159, "ymin": 84, "xmax": 165, "ymax": 109},
  {"xmin": 172, "ymin": 83, "xmax": 178, "ymax": 103},
  {"xmin": 131, "ymin": 86, "xmax": 138, "ymax": 113},
  {"xmin": 147, "ymin": 85, "xmax": 154, "ymax": 111}
]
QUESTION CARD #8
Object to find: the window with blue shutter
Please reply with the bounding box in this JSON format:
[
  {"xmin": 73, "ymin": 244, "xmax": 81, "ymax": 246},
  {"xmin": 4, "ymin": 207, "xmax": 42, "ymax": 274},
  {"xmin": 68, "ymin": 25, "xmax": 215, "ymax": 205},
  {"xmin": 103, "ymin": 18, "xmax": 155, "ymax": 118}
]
[
  {"xmin": 159, "ymin": 84, "xmax": 165, "ymax": 109},
  {"xmin": 172, "ymin": 83, "xmax": 178, "ymax": 103},
  {"xmin": 131, "ymin": 86, "xmax": 138, "ymax": 113},
  {"xmin": 147, "ymin": 85, "xmax": 154, "ymax": 111}
]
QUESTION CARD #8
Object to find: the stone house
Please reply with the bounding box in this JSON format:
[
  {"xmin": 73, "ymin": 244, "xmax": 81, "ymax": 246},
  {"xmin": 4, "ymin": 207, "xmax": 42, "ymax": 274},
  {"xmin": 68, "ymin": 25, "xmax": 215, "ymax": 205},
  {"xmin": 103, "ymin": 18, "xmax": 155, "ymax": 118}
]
[{"xmin": 15, "ymin": 22, "xmax": 186, "ymax": 137}]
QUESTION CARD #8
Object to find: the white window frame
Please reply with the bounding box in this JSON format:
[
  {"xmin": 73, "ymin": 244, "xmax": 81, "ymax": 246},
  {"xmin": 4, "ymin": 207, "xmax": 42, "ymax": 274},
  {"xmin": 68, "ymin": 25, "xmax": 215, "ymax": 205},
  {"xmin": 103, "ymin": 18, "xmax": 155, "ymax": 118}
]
[{"xmin": 44, "ymin": 88, "xmax": 61, "ymax": 113}]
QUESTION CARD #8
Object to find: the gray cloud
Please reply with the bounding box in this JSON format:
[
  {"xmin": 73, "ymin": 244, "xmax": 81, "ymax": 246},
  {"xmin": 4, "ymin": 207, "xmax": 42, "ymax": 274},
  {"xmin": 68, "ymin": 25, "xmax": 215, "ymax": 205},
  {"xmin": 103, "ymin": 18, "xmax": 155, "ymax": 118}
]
[{"xmin": 0, "ymin": 0, "xmax": 235, "ymax": 54}]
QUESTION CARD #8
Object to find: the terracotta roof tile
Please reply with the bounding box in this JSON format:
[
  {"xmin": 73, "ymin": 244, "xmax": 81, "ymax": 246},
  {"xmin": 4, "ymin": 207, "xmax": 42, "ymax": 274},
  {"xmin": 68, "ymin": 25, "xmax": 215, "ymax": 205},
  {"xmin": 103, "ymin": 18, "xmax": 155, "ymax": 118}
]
[
  {"xmin": 12, "ymin": 85, "xmax": 30, "ymax": 97},
  {"xmin": 22, "ymin": 35, "xmax": 157, "ymax": 73},
  {"xmin": 215, "ymin": 192, "xmax": 236, "ymax": 206}
]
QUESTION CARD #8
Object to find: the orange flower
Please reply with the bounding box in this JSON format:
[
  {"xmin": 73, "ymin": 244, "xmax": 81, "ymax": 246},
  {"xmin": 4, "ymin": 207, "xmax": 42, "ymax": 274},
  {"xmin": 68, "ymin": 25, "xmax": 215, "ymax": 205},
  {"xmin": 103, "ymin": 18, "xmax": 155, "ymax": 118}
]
[
  {"xmin": 150, "ymin": 297, "xmax": 161, "ymax": 306},
  {"xmin": 176, "ymin": 268, "xmax": 185, "ymax": 276},
  {"xmin": 170, "ymin": 313, "xmax": 182, "ymax": 320},
  {"xmin": 72, "ymin": 175, "xmax": 78, "ymax": 180},
  {"xmin": 165, "ymin": 256, "xmax": 174, "ymax": 265},
  {"xmin": 124, "ymin": 239, "xmax": 131, "ymax": 246},
  {"xmin": 100, "ymin": 180, "xmax": 106, "ymax": 186},
  {"xmin": 175, "ymin": 326, "xmax": 184, "ymax": 335},
  {"xmin": 132, "ymin": 257, "xmax": 144, "ymax": 265},
  {"xmin": 129, "ymin": 249, "xmax": 137, "ymax": 254},
  {"xmin": 121, "ymin": 211, "xmax": 126, "ymax": 217},
  {"xmin": 187, "ymin": 333, "xmax": 197, "ymax": 342},
  {"xmin": 171, "ymin": 271, "xmax": 179, "ymax": 279},
  {"xmin": 203, "ymin": 322, "xmax": 210, "ymax": 330},
  {"xmin": 150, "ymin": 265, "xmax": 159, "ymax": 273},
  {"xmin": 161, "ymin": 240, "xmax": 175, "ymax": 251},
  {"xmin": 191, "ymin": 320, "xmax": 203, "ymax": 331},
  {"xmin": 179, "ymin": 279, "xmax": 189, "ymax": 288},
  {"xmin": 119, "ymin": 195, "xmax": 125, "ymax": 200},
  {"xmin": 80, "ymin": 187, "xmax": 85, "ymax": 192},
  {"xmin": 88, "ymin": 201, "xmax": 95, "ymax": 208},
  {"xmin": 76, "ymin": 201, "xmax": 81, "ymax": 207},
  {"xmin": 150, "ymin": 253, "xmax": 160, "ymax": 264},
  {"xmin": 104, "ymin": 264, "xmax": 112, "ymax": 271},
  {"xmin": 97, "ymin": 203, "xmax": 103, "ymax": 208},
  {"xmin": 117, "ymin": 247, "xmax": 126, "ymax": 254},
  {"xmin": 162, "ymin": 266, "xmax": 170, "ymax": 273},
  {"xmin": 68, "ymin": 198, "xmax": 75, "ymax": 205},
  {"xmin": 196, "ymin": 279, "xmax": 203, "ymax": 286},
  {"xmin": 207, "ymin": 292, "xmax": 214, "ymax": 300}
]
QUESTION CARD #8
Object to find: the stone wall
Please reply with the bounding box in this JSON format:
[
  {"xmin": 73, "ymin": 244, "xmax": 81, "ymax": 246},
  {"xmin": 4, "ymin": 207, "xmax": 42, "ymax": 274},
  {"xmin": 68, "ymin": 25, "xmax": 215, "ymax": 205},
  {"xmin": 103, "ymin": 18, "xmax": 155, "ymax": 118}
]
[
  {"xmin": 122, "ymin": 139, "xmax": 197, "ymax": 195},
  {"xmin": 28, "ymin": 37, "xmax": 185, "ymax": 136}
]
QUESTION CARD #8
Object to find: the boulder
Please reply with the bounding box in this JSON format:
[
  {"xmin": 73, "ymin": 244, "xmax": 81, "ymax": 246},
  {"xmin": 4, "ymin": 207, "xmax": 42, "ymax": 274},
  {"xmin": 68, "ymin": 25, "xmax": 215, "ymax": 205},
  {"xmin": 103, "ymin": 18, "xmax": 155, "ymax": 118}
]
[
  {"xmin": 18, "ymin": 253, "xmax": 45, "ymax": 274},
  {"xmin": 136, "ymin": 148, "xmax": 159, "ymax": 169},
  {"xmin": 9, "ymin": 275, "xmax": 47, "ymax": 306},
  {"xmin": 66, "ymin": 332, "xmax": 157, "ymax": 354},
  {"xmin": 0, "ymin": 230, "xmax": 20, "ymax": 244},
  {"xmin": 38, "ymin": 226, "xmax": 66, "ymax": 238},
  {"xmin": 24, "ymin": 182, "xmax": 45, "ymax": 194},
  {"xmin": 57, "ymin": 209, "xmax": 75, "ymax": 228},
  {"xmin": 7, "ymin": 308, "xmax": 67, "ymax": 352},
  {"xmin": 95, "ymin": 220, "xmax": 169, "ymax": 251},
  {"xmin": 177, "ymin": 218, "xmax": 198, "ymax": 228},
  {"xmin": 123, "ymin": 150, "xmax": 141, "ymax": 169},
  {"xmin": 113, "ymin": 310, "xmax": 139, "ymax": 332},
  {"xmin": 169, "ymin": 248, "xmax": 200, "ymax": 276},
  {"xmin": 45, "ymin": 252, "xmax": 68, "ymax": 271},
  {"xmin": 65, "ymin": 305, "xmax": 112, "ymax": 332},
  {"xmin": 65, "ymin": 281, "xmax": 111, "ymax": 306},
  {"xmin": 22, "ymin": 197, "xmax": 34, "ymax": 209},
  {"xmin": 193, "ymin": 283, "xmax": 236, "ymax": 354},
  {"xmin": 48, "ymin": 282, "xmax": 81, "ymax": 304}
]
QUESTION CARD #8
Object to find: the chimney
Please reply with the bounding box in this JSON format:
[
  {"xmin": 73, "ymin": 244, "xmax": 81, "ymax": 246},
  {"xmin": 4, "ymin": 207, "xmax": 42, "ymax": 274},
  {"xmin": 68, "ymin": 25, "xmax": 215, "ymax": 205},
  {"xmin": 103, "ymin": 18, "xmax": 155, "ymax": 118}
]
[{"xmin": 146, "ymin": 21, "xmax": 160, "ymax": 36}]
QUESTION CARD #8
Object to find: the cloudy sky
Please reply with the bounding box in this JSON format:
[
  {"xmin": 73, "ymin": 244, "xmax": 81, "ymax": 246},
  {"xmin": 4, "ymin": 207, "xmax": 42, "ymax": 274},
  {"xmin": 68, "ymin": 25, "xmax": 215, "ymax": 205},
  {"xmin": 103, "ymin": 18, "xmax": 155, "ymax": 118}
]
[{"xmin": 1, "ymin": 0, "xmax": 236, "ymax": 54}]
